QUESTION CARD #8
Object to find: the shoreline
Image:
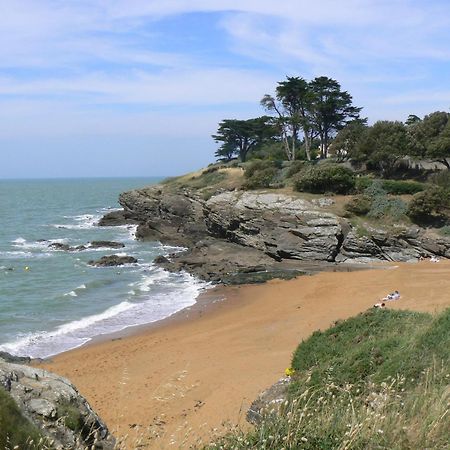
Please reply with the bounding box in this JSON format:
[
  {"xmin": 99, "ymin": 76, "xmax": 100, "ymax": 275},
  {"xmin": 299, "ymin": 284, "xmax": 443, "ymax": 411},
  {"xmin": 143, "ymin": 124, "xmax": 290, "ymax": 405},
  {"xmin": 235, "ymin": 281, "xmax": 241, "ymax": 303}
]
[
  {"xmin": 37, "ymin": 260, "xmax": 450, "ymax": 449},
  {"xmin": 44, "ymin": 261, "xmax": 377, "ymax": 360}
]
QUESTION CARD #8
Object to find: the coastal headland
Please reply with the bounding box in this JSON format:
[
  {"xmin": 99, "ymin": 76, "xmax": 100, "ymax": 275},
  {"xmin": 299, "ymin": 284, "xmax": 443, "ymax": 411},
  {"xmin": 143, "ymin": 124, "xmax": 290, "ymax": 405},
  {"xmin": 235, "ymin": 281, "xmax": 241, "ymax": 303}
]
[{"xmin": 40, "ymin": 259, "xmax": 450, "ymax": 449}]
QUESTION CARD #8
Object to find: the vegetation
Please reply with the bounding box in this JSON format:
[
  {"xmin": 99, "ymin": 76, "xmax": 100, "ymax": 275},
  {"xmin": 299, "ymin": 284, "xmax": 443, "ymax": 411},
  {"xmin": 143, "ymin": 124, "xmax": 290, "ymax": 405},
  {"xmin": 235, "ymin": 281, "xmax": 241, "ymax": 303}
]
[
  {"xmin": 212, "ymin": 117, "xmax": 275, "ymax": 162},
  {"xmin": 407, "ymin": 186, "xmax": 450, "ymax": 225},
  {"xmin": 243, "ymin": 160, "xmax": 281, "ymax": 190},
  {"xmin": 206, "ymin": 308, "xmax": 450, "ymax": 450},
  {"xmin": 260, "ymin": 76, "xmax": 362, "ymax": 161},
  {"xmin": 209, "ymin": 74, "xmax": 449, "ymax": 227},
  {"xmin": 0, "ymin": 389, "xmax": 50, "ymax": 449},
  {"xmin": 293, "ymin": 164, "xmax": 355, "ymax": 195}
]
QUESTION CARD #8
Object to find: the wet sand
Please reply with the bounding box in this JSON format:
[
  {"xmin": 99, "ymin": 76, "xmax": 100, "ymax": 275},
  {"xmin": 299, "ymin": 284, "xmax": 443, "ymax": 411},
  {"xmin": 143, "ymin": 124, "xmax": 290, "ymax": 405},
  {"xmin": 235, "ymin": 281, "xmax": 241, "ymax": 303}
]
[{"xmin": 39, "ymin": 260, "xmax": 450, "ymax": 449}]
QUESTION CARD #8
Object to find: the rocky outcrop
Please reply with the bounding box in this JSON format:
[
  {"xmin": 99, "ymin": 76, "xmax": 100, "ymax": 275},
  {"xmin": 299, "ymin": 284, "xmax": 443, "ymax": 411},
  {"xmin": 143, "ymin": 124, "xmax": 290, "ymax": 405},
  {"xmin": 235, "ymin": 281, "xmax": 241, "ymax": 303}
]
[
  {"xmin": 101, "ymin": 185, "xmax": 450, "ymax": 282},
  {"xmin": 88, "ymin": 255, "xmax": 137, "ymax": 267},
  {"xmin": 247, "ymin": 376, "xmax": 291, "ymax": 425},
  {"xmin": 204, "ymin": 192, "xmax": 343, "ymax": 262},
  {"xmin": 117, "ymin": 187, "xmax": 208, "ymax": 246},
  {"xmin": 0, "ymin": 358, "xmax": 115, "ymax": 449}
]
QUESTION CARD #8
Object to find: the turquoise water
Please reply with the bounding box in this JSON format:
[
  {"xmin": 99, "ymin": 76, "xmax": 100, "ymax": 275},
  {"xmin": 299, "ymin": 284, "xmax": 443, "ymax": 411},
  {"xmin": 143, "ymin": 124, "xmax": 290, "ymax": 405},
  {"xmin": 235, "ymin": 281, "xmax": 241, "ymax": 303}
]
[{"xmin": 0, "ymin": 178, "xmax": 207, "ymax": 358}]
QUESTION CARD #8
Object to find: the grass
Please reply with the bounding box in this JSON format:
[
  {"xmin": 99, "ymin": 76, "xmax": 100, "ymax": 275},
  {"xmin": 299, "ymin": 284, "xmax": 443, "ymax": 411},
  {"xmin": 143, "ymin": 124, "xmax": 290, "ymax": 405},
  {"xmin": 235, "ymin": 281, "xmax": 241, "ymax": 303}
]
[
  {"xmin": 205, "ymin": 308, "xmax": 450, "ymax": 449},
  {"xmin": 0, "ymin": 389, "xmax": 52, "ymax": 450}
]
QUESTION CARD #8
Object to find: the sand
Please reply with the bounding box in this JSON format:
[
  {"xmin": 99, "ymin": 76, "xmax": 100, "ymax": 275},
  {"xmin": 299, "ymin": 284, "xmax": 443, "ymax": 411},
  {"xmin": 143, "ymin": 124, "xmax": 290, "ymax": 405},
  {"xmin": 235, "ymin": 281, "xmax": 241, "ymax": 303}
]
[{"xmin": 39, "ymin": 260, "xmax": 450, "ymax": 449}]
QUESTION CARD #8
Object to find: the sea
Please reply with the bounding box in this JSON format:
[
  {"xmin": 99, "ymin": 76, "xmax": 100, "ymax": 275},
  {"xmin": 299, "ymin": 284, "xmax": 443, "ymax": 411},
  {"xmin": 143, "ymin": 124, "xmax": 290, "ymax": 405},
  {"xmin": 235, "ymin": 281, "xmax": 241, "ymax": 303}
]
[{"xmin": 0, "ymin": 178, "xmax": 209, "ymax": 359}]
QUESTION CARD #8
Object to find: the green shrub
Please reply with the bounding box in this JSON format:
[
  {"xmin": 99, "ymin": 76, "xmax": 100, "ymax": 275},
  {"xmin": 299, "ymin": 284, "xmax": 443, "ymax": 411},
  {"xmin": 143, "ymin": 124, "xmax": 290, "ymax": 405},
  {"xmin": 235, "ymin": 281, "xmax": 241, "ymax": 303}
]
[
  {"xmin": 294, "ymin": 164, "xmax": 355, "ymax": 194},
  {"xmin": 345, "ymin": 195, "xmax": 371, "ymax": 216},
  {"xmin": 243, "ymin": 160, "xmax": 281, "ymax": 190},
  {"xmin": 363, "ymin": 181, "xmax": 407, "ymax": 219},
  {"xmin": 381, "ymin": 180, "xmax": 425, "ymax": 195},
  {"xmin": 355, "ymin": 177, "xmax": 424, "ymax": 195},
  {"xmin": 429, "ymin": 170, "xmax": 450, "ymax": 189},
  {"xmin": 57, "ymin": 402, "xmax": 83, "ymax": 432},
  {"xmin": 355, "ymin": 175, "xmax": 373, "ymax": 192},
  {"xmin": 407, "ymin": 186, "xmax": 450, "ymax": 224},
  {"xmin": 439, "ymin": 225, "xmax": 450, "ymax": 236},
  {"xmin": 286, "ymin": 160, "xmax": 306, "ymax": 178}
]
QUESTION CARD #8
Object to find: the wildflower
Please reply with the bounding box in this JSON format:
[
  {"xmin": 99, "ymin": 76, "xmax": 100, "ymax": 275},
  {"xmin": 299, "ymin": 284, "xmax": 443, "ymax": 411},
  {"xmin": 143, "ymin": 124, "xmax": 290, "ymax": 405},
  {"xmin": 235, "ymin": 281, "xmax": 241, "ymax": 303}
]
[{"xmin": 285, "ymin": 367, "xmax": 296, "ymax": 377}]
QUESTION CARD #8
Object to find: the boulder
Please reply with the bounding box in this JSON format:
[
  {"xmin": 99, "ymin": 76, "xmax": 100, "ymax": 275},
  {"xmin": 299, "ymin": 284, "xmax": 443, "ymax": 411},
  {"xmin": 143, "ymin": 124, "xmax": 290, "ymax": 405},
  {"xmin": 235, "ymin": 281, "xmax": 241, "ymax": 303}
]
[
  {"xmin": 89, "ymin": 241, "xmax": 125, "ymax": 249},
  {"xmin": 88, "ymin": 255, "xmax": 137, "ymax": 267},
  {"xmin": 0, "ymin": 358, "xmax": 115, "ymax": 449}
]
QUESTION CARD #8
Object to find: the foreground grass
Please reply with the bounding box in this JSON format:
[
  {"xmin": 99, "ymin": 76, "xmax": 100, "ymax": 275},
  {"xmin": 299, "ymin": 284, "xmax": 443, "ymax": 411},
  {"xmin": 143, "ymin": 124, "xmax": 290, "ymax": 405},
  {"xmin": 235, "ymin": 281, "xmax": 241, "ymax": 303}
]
[
  {"xmin": 206, "ymin": 308, "xmax": 450, "ymax": 449},
  {"xmin": 0, "ymin": 389, "xmax": 51, "ymax": 450}
]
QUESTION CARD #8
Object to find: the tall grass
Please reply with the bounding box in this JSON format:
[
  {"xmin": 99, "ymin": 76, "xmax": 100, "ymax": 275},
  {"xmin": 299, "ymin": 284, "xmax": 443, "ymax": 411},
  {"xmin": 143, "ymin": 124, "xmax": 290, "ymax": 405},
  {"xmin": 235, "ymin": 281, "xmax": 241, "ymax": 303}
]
[{"xmin": 205, "ymin": 308, "xmax": 450, "ymax": 449}]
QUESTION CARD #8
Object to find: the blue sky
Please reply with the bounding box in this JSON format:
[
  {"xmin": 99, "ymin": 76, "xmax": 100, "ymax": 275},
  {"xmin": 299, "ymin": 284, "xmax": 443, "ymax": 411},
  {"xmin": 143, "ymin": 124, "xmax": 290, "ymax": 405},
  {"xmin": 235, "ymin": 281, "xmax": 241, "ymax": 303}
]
[{"xmin": 1, "ymin": 0, "xmax": 450, "ymax": 178}]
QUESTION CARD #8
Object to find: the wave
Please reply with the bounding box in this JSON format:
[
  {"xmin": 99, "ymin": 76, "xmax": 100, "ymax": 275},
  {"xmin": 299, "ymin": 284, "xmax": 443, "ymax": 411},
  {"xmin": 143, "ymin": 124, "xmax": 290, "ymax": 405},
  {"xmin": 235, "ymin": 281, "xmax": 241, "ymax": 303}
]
[
  {"xmin": 64, "ymin": 291, "xmax": 78, "ymax": 297},
  {"xmin": 52, "ymin": 213, "xmax": 102, "ymax": 230},
  {"xmin": 12, "ymin": 237, "xmax": 68, "ymax": 251},
  {"xmin": 0, "ymin": 250, "xmax": 52, "ymax": 259},
  {"xmin": 0, "ymin": 271, "xmax": 210, "ymax": 359}
]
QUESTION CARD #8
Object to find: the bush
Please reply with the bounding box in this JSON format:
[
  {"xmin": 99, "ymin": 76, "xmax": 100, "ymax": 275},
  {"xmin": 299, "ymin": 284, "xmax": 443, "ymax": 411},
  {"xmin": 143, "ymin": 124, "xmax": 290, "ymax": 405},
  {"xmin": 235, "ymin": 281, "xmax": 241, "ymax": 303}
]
[
  {"xmin": 345, "ymin": 195, "xmax": 371, "ymax": 216},
  {"xmin": 355, "ymin": 175, "xmax": 373, "ymax": 192},
  {"xmin": 286, "ymin": 160, "xmax": 306, "ymax": 178},
  {"xmin": 362, "ymin": 181, "xmax": 407, "ymax": 219},
  {"xmin": 407, "ymin": 186, "xmax": 450, "ymax": 224},
  {"xmin": 243, "ymin": 160, "xmax": 280, "ymax": 190},
  {"xmin": 429, "ymin": 170, "xmax": 450, "ymax": 189},
  {"xmin": 294, "ymin": 164, "xmax": 355, "ymax": 194},
  {"xmin": 382, "ymin": 180, "xmax": 425, "ymax": 195}
]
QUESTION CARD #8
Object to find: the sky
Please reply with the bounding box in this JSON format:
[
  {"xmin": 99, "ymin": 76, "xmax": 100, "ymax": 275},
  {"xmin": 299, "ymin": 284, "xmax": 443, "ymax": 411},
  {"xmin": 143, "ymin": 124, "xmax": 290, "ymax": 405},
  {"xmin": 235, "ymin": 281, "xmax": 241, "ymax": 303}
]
[{"xmin": 1, "ymin": 0, "xmax": 450, "ymax": 178}]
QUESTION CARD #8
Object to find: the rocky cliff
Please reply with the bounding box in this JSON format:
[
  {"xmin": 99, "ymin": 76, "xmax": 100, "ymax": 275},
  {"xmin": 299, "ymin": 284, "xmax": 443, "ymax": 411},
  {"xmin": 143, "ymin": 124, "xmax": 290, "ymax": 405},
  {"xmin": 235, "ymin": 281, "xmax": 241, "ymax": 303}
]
[
  {"xmin": 100, "ymin": 185, "xmax": 450, "ymax": 282},
  {"xmin": 0, "ymin": 357, "xmax": 115, "ymax": 449}
]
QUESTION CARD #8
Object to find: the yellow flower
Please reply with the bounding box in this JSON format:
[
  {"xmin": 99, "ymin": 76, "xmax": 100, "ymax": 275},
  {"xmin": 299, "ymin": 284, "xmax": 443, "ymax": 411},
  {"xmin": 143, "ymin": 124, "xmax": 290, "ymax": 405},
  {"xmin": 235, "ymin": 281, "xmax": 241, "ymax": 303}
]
[{"xmin": 285, "ymin": 367, "xmax": 295, "ymax": 377}]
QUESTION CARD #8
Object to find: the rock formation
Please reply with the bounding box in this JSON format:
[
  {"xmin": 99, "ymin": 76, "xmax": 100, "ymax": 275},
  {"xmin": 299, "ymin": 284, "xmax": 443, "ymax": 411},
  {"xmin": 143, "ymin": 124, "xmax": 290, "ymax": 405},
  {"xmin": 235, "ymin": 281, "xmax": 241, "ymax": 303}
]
[
  {"xmin": 99, "ymin": 185, "xmax": 450, "ymax": 282},
  {"xmin": 0, "ymin": 357, "xmax": 115, "ymax": 449},
  {"xmin": 88, "ymin": 255, "xmax": 138, "ymax": 267}
]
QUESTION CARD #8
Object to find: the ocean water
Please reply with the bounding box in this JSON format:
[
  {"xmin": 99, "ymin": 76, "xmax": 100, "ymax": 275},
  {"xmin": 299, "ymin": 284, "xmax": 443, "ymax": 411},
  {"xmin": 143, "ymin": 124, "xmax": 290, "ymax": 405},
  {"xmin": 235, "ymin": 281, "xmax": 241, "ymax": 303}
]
[{"xmin": 0, "ymin": 178, "xmax": 208, "ymax": 359}]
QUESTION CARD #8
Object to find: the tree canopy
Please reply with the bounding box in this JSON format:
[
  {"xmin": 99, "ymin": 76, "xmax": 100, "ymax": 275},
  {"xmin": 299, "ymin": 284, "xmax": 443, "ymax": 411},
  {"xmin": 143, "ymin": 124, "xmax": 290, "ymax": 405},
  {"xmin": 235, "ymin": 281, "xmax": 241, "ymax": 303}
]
[
  {"xmin": 212, "ymin": 117, "xmax": 274, "ymax": 162},
  {"xmin": 211, "ymin": 75, "xmax": 449, "ymax": 176}
]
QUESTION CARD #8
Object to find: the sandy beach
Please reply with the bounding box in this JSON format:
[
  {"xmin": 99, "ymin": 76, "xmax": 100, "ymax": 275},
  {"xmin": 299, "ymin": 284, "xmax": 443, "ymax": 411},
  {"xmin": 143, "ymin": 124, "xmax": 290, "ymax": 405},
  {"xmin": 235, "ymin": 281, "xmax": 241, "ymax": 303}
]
[{"xmin": 39, "ymin": 260, "xmax": 450, "ymax": 449}]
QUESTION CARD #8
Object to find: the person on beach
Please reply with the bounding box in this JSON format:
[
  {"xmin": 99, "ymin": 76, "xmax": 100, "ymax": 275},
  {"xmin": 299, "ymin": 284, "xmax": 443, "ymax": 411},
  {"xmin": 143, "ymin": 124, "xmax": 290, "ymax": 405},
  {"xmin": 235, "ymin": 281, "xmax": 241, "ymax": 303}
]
[{"xmin": 383, "ymin": 290, "xmax": 400, "ymax": 301}]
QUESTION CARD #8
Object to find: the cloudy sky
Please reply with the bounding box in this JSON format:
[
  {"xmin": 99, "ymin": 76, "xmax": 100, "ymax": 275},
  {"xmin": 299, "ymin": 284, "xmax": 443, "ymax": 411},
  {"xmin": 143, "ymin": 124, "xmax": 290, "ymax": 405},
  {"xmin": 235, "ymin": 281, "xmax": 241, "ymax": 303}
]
[{"xmin": 1, "ymin": 0, "xmax": 450, "ymax": 178}]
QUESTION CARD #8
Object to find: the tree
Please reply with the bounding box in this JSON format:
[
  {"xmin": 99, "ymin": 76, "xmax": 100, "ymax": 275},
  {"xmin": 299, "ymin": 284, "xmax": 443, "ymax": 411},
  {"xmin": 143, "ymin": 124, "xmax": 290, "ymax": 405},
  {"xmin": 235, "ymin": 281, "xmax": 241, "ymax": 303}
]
[
  {"xmin": 261, "ymin": 77, "xmax": 314, "ymax": 161},
  {"xmin": 405, "ymin": 114, "xmax": 421, "ymax": 126},
  {"xmin": 357, "ymin": 121, "xmax": 409, "ymax": 177},
  {"xmin": 214, "ymin": 142, "xmax": 236, "ymax": 162},
  {"xmin": 428, "ymin": 122, "xmax": 450, "ymax": 169},
  {"xmin": 308, "ymin": 76, "xmax": 362, "ymax": 158},
  {"xmin": 330, "ymin": 119, "xmax": 368, "ymax": 161},
  {"xmin": 212, "ymin": 117, "xmax": 273, "ymax": 162},
  {"xmin": 409, "ymin": 111, "xmax": 450, "ymax": 169}
]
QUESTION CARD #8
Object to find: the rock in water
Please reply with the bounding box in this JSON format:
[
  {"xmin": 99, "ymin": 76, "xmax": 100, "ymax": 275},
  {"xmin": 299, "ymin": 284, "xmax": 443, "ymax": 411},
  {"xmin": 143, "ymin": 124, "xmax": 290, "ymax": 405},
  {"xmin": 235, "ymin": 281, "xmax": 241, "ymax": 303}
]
[
  {"xmin": 88, "ymin": 255, "xmax": 137, "ymax": 267},
  {"xmin": 0, "ymin": 358, "xmax": 115, "ymax": 449},
  {"xmin": 89, "ymin": 241, "xmax": 125, "ymax": 249}
]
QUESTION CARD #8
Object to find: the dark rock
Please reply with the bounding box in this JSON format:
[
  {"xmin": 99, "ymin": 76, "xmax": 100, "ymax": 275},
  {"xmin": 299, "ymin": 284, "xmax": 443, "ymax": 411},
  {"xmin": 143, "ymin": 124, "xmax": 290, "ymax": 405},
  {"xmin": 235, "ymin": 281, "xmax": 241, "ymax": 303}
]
[
  {"xmin": 88, "ymin": 255, "xmax": 138, "ymax": 267},
  {"xmin": 89, "ymin": 240, "xmax": 125, "ymax": 249},
  {"xmin": 0, "ymin": 358, "xmax": 115, "ymax": 449},
  {"xmin": 49, "ymin": 242, "xmax": 72, "ymax": 251},
  {"xmin": 0, "ymin": 351, "xmax": 31, "ymax": 364},
  {"xmin": 98, "ymin": 210, "xmax": 136, "ymax": 226},
  {"xmin": 153, "ymin": 255, "xmax": 170, "ymax": 264}
]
